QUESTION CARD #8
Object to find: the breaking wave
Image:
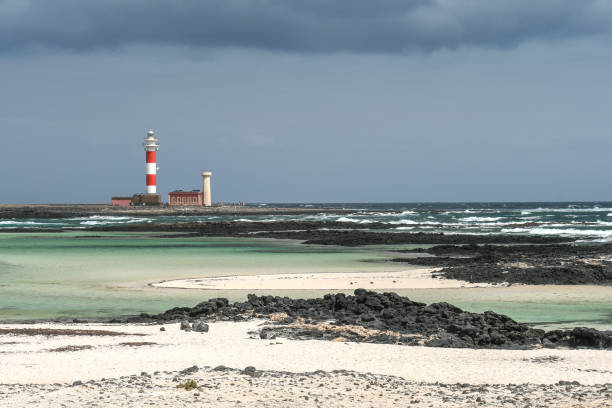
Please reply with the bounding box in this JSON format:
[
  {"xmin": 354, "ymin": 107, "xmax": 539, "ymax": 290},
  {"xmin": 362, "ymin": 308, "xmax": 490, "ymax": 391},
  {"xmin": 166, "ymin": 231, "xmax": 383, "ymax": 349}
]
[
  {"xmin": 0, "ymin": 220, "xmax": 61, "ymax": 226},
  {"xmin": 502, "ymin": 227, "xmax": 612, "ymax": 238},
  {"xmin": 3, "ymin": 202, "xmax": 612, "ymax": 239},
  {"xmin": 523, "ymin": 207, "xmax": 612, "ymax": 213},
  {"xmin": 460, "ymin": 217, "xmax": 503, "ymax": 222},
  {"xmin": 68, "ymin": 215, "xmax": 136, "ymax": 221},
  {"xmin": 337, "ymin": 217, "xmax": 373, "ymax": 224}
]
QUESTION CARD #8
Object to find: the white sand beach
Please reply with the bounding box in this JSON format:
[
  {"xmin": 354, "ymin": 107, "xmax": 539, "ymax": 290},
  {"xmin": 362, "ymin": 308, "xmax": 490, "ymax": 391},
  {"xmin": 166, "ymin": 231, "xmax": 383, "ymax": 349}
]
[
  {"xmin": 152, "ymin": 268, "xmax": 494, "ymax": 290},
  {"xmin": 1, "ymin": 321, "xmax": 610, "ymax": 407}
]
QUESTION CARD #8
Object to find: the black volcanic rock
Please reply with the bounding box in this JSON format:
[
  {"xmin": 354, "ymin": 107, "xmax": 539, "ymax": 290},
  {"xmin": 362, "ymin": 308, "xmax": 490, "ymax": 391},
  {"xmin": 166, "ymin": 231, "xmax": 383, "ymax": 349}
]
[
  {"xmin": 297, "ymin": 231, "xmax": 571, "ymax": 246},
  {"xmin": 393, "ymin": 243, "xmax": 612, "ymax": 285},
  {"xmin": 143, "ymin": 290, "xmax": 611, "ymax": 350}
]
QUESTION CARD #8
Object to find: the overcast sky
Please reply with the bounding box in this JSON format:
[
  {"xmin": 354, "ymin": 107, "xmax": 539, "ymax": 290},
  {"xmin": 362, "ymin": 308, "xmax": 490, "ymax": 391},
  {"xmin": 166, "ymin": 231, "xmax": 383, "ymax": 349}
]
[{"xmin": 2, "ymin": 1, "xmax": 612, "ymax": 203}]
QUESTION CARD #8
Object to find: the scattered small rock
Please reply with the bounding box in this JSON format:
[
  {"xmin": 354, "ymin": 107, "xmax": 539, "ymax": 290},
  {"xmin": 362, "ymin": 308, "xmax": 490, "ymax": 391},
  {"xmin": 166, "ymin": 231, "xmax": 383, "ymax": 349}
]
[
  {"xmin": 243, "ymin": 366, "xmax": 259, "ymax": 377},
  {"xmin": 213, "ymin": 365, "xmax": 230, "ymax": 372},
  {"xmin": 192, "ymin": 321, "xmax": 209, "ymax": 333},
  {"xmin": 179, "ymin": 366, "xmax": 199, "ymax": 375}
]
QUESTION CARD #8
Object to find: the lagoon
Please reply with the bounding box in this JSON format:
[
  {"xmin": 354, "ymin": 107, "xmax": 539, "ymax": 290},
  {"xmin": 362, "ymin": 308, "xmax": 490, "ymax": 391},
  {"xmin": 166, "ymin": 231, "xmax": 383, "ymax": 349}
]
[{"xmin": 0, "ymin": 232, "xmax": 610, "ymax": 330}]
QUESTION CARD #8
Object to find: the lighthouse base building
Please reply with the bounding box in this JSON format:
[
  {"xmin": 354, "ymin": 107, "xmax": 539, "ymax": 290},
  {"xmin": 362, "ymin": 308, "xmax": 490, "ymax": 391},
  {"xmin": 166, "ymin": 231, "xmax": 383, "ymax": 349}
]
[
  {"xmin": 168, "ymin": 171, "xmax": 212, "ymax": 207},
  {"xmin": 131, "ymin": 193, "xmax": 162, "ymax": 206}
]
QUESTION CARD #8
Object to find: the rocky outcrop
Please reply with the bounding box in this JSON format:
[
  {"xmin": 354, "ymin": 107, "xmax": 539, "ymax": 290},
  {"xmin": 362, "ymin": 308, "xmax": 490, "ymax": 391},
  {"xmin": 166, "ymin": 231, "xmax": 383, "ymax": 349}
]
[
  {"xmin": 393, "ymin": 243, "xmax": 612, "ymax": 284},
  {"xmin": 192, "ymin": 321, "xmax": 209, "ymax": 333},
  {"xmin": 134, "ymin": 290, "xmax": 612, "ymax": 350},
  {"xmin": 298, "ymin": 231, "xmax": 571, "ymax": 246}
]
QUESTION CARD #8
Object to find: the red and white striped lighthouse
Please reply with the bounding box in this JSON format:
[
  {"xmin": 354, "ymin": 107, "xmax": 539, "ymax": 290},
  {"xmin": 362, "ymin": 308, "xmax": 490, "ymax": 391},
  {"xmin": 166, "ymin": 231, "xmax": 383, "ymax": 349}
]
[{"xmin": 143, "ymin": 130, "xmax": 160, "ymax": 194}]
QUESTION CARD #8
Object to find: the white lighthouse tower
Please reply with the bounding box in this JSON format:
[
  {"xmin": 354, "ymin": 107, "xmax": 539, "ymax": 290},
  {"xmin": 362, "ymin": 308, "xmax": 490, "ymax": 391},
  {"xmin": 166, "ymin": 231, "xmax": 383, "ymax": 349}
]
[
  {"xmin": 143, "ymin": 130, "xmax": 160, "ymax": 194},
  {"xmin": 201, "ymin": 171, "xmax": 212, "ymax": 206}
]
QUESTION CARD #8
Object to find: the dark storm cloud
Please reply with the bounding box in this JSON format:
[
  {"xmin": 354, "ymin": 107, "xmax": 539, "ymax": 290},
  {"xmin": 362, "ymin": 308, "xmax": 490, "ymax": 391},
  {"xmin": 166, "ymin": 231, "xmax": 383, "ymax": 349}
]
[{"xmin": 1, "ymin": 0, "xmax": 611, "ymax": 54}]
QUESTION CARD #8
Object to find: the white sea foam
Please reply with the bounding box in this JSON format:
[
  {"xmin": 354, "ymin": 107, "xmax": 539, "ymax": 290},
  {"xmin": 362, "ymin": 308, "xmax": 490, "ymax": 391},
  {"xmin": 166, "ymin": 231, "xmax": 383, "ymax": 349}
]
[
  {"xmin": 78, "ymin": 216, "xmax": 153, "ymax": 226},
  {"xmin": 255, "ymin": 218, "xmax": 281, "ymax": 223},
  {"xmin": 361, "ymin": 210, "xmax": 416, "ymax": 217},
  {"xmin": 387, "ymin": 219, "xmax": 419, "ymax": 225},
  {"xmin": 522, "ymin": 207, "xmax": 612, "ymax": 213},
  {"xmin": 337, "ymin": 217, "xmax": 373, "ymax": 224},
  {"xmin": 502, "ymin": 227, "xmax": 612, "ymax": 238},
  {"xmin": 474, "ymin": 221, "xmax": 541, "ymax": 227},
  {"xmin": 69, "ymin": 215, "xmax": 135, "ymax": 221},
  {"xmin": 0, "ymin": 220, "xmax": 58, "ymax": 226},
  {"xmin": 386, "ymin": 219, "xmax": 446, "ymax": 226},
  {"xmin": 501, "ymin": 228, "xmax": 532, "ymax": 233},
  {"xmin": 460, "ymin": 217, "xmax": 503, "ymax": 222},
  {"xmin": 300, "ymin": 214, "xmax": 336, "ymax": 221}
]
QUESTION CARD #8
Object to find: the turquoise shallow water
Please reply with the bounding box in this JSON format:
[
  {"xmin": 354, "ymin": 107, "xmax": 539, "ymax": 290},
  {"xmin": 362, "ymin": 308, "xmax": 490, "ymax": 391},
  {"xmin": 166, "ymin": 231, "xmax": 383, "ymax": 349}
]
[
  {"xmin": 0, "ymin": 232, "xmax": 610, "ymax": 330},
  {"xmin": 0, "ymin": 232, "xmax": 403, "ymax": 320}
]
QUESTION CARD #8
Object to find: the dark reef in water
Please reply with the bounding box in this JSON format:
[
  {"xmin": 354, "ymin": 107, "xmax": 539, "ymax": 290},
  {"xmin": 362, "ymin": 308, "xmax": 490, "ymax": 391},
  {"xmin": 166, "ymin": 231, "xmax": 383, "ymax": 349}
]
[
  {"xmin": 87, "ymin": 221, "xmax": 572, "ymax": 245},
  {"xmin": 294, "ymin": 230, "xmax": 572, "ymax": 246},
  {"xmin": 393, "ymin": 244, "xmax": 612, "ymax": 285},
  {"xmin": 127, "ymin": 290, "xmax": 612, "ymax": 350},
  {"xmin": 4, "ymin": 219, "xmax": 573, "ymax": 245}
]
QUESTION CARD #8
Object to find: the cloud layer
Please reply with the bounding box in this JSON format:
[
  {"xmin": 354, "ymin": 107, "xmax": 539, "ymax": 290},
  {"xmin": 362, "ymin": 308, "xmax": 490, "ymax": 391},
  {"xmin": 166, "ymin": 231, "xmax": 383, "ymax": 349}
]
[{"xmin": 1, "ymin": 0, "xmax": 611, "ymax": 54}]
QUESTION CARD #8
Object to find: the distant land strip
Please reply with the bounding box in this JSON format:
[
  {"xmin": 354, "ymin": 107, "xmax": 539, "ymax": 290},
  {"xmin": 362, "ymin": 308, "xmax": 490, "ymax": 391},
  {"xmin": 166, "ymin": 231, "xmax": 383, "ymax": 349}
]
[{"xmin": 0, "ymin": 204, "xmax": 355, "ymax": 219}]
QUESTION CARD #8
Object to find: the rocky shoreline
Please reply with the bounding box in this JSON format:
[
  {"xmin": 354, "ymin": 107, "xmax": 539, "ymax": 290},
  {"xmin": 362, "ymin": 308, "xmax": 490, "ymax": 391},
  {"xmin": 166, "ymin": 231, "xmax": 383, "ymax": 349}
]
[
  {"xmin": 0, "ymin": 204, "xmax": 354, "ymax": 219},
  {"xmin": 128, "ymin": 290, "xmax": 612, "ymax": 351},
  {"xmin": 393, "ymin": 243, "xmax": 612, "ymax": 285}
]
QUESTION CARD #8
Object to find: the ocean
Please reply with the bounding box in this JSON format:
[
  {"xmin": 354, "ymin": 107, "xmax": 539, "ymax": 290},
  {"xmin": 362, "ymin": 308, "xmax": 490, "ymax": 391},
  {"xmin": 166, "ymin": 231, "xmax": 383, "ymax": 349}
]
[{"xmin": 3, "ymin": 202, "xmax": 612, "ymax": 240}]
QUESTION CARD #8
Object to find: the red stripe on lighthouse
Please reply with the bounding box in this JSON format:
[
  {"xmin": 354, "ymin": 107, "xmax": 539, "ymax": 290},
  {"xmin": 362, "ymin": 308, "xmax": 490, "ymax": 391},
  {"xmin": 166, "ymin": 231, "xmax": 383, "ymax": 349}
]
[
  {"xmin": 146, "ymin": 174, "xmax": 156, "ymax": 186},
  {"xmin": 146, "ymin": 151, "xmax": 156, "ymax": 163}
]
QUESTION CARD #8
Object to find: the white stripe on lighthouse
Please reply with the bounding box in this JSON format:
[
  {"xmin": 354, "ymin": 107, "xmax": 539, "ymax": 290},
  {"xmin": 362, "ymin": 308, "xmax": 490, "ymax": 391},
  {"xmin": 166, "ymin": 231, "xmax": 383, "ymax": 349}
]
[{"xmin": 146, "ymin": 163, "xmax": 156, "ymax": 174}]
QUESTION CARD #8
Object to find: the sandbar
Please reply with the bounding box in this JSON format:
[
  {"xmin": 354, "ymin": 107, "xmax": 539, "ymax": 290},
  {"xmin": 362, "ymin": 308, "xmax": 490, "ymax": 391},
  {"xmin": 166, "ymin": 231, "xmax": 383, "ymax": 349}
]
[{"xmin": 152, "ymin": 268, "xmax": 494, "ymax": 290}]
